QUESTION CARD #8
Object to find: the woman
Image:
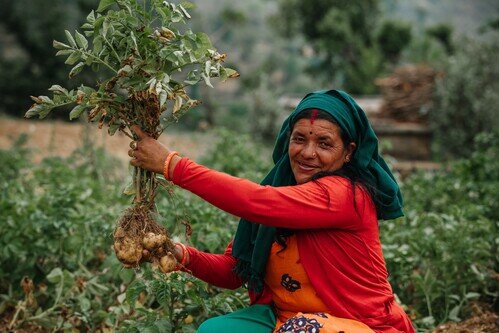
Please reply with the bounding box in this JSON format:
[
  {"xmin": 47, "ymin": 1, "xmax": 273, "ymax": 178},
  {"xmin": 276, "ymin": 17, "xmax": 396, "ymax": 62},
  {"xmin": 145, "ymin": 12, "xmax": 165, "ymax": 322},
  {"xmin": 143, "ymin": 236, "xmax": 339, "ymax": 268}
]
[{"xmin": 128, "ymin": 90, "xmax": 415, "ymax": 333}]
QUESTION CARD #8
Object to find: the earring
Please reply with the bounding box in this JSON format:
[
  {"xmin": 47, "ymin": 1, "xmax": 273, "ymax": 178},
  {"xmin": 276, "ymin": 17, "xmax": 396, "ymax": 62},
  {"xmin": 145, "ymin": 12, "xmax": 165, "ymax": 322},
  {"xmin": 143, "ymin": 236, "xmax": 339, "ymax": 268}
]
[{"xmin": 345, "ymin": 156, "xmax": 350, "ymax": 162}]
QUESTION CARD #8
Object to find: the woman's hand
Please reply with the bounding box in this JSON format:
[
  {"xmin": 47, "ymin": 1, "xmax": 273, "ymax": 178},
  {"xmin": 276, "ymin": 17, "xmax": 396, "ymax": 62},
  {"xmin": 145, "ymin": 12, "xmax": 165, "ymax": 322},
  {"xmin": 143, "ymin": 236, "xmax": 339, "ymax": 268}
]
[
  {"xmin": 173, "ymin": 242, "xmax": 190, "ymax": 266},
  {"xmin": 129, "ymin": 125, "xmax": 169, "ymax": 174},
  {"xmin": 158, "ymin": 243, "xmax": 190, "ymax": 274}
]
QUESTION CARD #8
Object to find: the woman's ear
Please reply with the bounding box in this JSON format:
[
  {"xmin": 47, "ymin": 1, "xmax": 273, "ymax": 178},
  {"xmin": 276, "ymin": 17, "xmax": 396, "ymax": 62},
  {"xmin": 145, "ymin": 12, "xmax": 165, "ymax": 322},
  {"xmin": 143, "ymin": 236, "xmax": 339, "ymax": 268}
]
[{"xmin": 345, "ymin": 142, "xmax": 356, "ymax": 162}]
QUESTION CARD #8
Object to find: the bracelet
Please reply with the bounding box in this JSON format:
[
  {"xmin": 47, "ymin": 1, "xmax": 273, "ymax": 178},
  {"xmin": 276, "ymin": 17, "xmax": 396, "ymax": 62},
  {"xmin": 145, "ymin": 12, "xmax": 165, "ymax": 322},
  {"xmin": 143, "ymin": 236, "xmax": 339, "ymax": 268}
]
[
  {"xmin": 174, "ymin": 242, "xmax": 189, "ymax": 271},
  {"xmin": 163, "ymin": 151, "xmax": 179, "ymax": 180}
]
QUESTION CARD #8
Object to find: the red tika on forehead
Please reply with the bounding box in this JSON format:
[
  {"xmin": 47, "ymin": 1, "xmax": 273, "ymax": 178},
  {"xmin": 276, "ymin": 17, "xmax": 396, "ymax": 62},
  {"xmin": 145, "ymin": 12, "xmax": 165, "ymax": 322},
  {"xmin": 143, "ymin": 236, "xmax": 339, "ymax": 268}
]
[{"xmin": 310, "ymin": 109, "xmax": 319, "ymax": 125}]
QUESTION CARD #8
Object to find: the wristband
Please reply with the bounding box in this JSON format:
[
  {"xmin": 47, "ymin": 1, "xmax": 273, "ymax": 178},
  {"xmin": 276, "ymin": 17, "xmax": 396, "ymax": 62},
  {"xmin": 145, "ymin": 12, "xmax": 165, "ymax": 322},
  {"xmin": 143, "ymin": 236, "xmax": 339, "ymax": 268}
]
[
  {"xmin": 174, "ymin": 242, "xmax": 189, "ymax": 271},
  {"xmin": 163, "ymin": 151, "xmax": 179, "ymax": 180}
]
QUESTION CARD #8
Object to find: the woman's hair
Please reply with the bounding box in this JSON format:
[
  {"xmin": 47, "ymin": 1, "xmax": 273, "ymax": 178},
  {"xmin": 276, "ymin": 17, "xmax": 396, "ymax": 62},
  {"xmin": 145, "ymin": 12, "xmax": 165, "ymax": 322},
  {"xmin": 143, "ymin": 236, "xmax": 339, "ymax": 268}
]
[{"xmin": 274, "ymin": 108, "xmax": 381, "ymax": 250}]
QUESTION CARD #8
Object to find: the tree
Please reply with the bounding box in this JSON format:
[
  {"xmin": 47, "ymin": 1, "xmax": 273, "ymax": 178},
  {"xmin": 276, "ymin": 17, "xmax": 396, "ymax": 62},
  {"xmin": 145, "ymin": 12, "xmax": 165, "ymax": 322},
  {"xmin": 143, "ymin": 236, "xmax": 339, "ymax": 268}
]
[
  {"xmin": 377, "ymin": 20, "xmax": 412, "ymax": 64},
  {"xmin": 426, "ymin": 23, "xmax": 454, "ymax": 55},
  {"xmin": 273, "ymin": 0, "xmax": 383, "ymax": 94}
]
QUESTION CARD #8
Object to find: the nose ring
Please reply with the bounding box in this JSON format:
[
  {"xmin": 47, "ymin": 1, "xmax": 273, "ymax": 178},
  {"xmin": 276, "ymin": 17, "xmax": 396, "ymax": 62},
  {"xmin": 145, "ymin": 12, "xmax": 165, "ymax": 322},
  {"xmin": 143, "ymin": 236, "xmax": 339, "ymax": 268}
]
[{"xmin": 312, "ymin": 152, "xmax": 317, "ymax": 157}]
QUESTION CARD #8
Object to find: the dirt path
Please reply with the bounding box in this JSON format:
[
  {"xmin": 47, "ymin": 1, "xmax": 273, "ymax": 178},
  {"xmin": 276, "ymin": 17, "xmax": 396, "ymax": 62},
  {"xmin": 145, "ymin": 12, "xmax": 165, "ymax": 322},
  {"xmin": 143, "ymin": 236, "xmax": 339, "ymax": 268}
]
[{"xmin": 0, "ymin": 116, "xmax": 213, "ymax": 164}]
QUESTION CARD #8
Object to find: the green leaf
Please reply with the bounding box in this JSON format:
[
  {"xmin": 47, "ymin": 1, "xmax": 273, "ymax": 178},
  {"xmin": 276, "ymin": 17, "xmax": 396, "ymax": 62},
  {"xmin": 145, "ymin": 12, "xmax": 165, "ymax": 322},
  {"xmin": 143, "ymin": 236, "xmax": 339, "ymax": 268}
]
[
  {"xmin": 201, "ymin": 73, "xmax": 213, "ymax": 88},
  {"xmin": 154, "ymin": 319, "xmax": 172, "ymax": 331},
  {"xmin": 69, "ymin": 104, "xmax": 86, "ymax": 120},
  {"xmin": 130, "ymin": 31, "xmax": 139, "ymax": 52},
  {"xmin": 173, "ymin": 95, "xmax": 182, "ymax": 113},
  {"xmin": 49, "ymin": 85, "xmax": 69, "ymax": 95},
  {"xmin": 81, "ymin": 23, "xmax": 93, "ymax": 30},
  {"xmin": 97, "ymin": 0, "xmax": 115, "ymax": 12},
  {"xmin": 53, "ymin": 40, "xmax": 71, "ymax": 50},
  {"xmin": 220, "ymin": 67, "xmax": 228, "ymax": 82},
  {"xmin": 159, "ymin": 91, "xmax": 167, "ymax": 108},
  {"xmin": 75, "ymin": 31, "xmax": 89, "ymax": 50},
  {"xmin": 93, "ymin": 36, "xmax": 104, "ymax": 55},
  {"xmin": 87, "ymin": 10, "xmax": 96, "ymax": 24},
  {"xmin": 69, "ymin": 62, "xmax": 85, "ymax": 78},
  {"xmin": 39, "ymin": 96, "xmax": 53, "ymax": 103},
  {"xmin": 39, "ymin": 105, "xmax": 55, "ymax": 119},
  {"xmin": 126, "ymin": 280, "xmax": 147, "ymax": 305},
  {"xmin": 204, "ymin": 60, "xmax": 211, "ymax": 76},
  {"xmin": 65, "ymin": 51, "xmax": 81, "ymax": 65},
  {"xmin": 118, "ymin": 65, "xmax": 132, "ymax": 75},
  {"xmin": 65, "ymin": 30, "xmax": 77, "ymax": 48},
  {"xmin": 223, "ymin": 68, "xmax": 239, "ymax": 81},
  {"xmin": 78, "ymin": 295, "xmax": 91, "ymax": 312},
  {"xmin": 25, "ymin": 104, "xmax": 46, "ymax": 118},
  {"xmin": 108, "ymin": 122, "xmax": 121, "ymax": 136},
  {"xmin": 56, "ymin": 50, "xmax": 73, "ymax": 56},
  {"xmin": 85, "ymin": 56, "xmax": 94, "ymax": 66},
  {"xmin": 178, "ymin": 4, "xmax": 191, "ymax": 19},
  {"xmin": 448, "ymin": 305, "xmax": 461, "ymax": 321},
  {"xmin": 193, "ymin": 32, "xmax": 212, "ymax": 58},
  {"xmin": 64, "ymin": 235, "xmax": 84, "ymax": 251},
  {"xmin": 465, "ymin": 292, "xmax": 480, "ymax": 299},
  {"xmin": 46, "ymin": 268, "xmax": 64, "ymax": 283},
  {"xmin": 94, "ymin": 16, "xmax": 105, "ymax": 31}
]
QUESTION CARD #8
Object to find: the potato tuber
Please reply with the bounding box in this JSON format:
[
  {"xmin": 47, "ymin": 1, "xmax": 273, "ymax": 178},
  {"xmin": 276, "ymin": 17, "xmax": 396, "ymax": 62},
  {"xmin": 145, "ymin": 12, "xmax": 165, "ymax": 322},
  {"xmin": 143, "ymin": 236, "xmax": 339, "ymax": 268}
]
[{"xmin": 159, "ymin": 252, "xmax": 178, "ymax": 273}]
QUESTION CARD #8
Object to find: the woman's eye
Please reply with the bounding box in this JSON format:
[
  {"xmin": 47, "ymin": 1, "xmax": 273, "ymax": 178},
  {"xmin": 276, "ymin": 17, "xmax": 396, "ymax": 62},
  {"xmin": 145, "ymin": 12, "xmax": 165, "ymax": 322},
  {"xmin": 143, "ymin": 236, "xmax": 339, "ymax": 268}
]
[
  {"xmin": 292, "ymin": 137, "xmax": 304, "ymax": 143},
  {"xmin": 319, "ymin": 142, "xmax": 330, "ymax": 149}
]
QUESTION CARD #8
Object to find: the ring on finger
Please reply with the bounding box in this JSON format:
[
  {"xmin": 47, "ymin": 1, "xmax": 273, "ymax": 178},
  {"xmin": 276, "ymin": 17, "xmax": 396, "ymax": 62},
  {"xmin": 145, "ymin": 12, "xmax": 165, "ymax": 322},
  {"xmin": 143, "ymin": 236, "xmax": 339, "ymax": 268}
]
[
  {"xmin": 129, "ymin": 149, "xmax": 135, "ymax": 158},
  {"xmin": 130, "ymin": 141, "xmax": 138, "ymax": 150}
]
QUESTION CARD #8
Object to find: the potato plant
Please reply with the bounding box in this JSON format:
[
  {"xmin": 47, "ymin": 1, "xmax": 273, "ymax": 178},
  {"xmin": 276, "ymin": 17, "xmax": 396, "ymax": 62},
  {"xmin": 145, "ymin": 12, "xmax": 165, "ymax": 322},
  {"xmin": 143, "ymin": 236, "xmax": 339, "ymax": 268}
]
[{"xmin": 24, "ymin": 0, "xmax": 238, "ymax": 270}]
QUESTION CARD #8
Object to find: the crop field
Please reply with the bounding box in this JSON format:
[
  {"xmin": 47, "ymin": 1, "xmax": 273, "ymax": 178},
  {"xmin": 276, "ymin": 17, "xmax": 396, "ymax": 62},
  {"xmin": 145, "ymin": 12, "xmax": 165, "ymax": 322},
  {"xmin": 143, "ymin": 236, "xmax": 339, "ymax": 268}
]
[{"xmin": 0, "ymin": 118, "xmax": 497, "ymax": 332}]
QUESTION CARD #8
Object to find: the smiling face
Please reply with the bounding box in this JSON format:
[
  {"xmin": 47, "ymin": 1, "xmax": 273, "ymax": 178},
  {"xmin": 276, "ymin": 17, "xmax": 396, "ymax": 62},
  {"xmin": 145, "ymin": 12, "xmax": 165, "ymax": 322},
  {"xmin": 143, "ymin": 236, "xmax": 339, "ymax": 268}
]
[{"xmin": 289, "ymin": 118, "xmax": 356, "ymax": 184}]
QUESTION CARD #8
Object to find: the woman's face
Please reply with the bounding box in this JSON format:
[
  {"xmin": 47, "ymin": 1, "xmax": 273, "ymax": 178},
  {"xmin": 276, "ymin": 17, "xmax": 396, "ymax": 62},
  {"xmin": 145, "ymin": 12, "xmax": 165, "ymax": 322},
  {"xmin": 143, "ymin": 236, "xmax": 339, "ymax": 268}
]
[{"xmin": 289, "ymin": 118, "xmax": 356, "ymax": 184}]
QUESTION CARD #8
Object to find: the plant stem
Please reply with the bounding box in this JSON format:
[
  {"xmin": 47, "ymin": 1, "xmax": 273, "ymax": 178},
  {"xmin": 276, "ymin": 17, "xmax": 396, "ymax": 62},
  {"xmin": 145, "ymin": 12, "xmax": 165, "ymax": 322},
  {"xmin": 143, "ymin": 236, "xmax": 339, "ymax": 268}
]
[
  {"xmin": 103, "ymin": 35, "xmax": 122, "ymax": 64},
  {"xmin": 120, "ymin": 128, "xmax": 134, "ymax": 139},
  {"xmin": 75, "ymin": 47, "xmax": 118, "ymax": 73},
  {"xmin": 8, "ymin": 301, "xmax": 25, "ymax": 329},
  {"xmin": 134, "ymin": 167, "xmax": 141, "ymax": 203}
]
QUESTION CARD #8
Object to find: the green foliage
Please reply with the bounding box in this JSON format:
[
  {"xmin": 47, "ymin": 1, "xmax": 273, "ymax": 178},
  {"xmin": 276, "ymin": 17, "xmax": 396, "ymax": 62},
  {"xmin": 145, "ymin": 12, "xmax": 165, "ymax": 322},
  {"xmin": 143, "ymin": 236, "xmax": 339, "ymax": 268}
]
[
  {"xmin": 377, "ymin": 20, "xmax": 412, "ymax": 63},
  {"xmin": 119, "ymin": 272, "xmax": 248, "ymax": 332},
  {"xmin": 23, "ymin": 0, "xmax": 241, "ymax": 219},
  {"xmin": 430, "ymin": 39, "xmax": 499, "ymax": 160},
  {"xmin": 0, "ymin": 136, "xmax": 130, "ymax": 330},
  {"xmin": 25, "ymin": 0, "xmax": 238, "ymax": 130},
  {"xmin": 426, "ymin": 24, "xmax": 454, "ymax": 54},
  {"xmin": 0, "ymin": 131, "xmax": 257, "ymax": 331},
  {"xmin": 273, "ymin": 0, "xmax": 398, "ymax": 94},
  {"xmin": 0, "ymin": 139, "xmax": 124, "ymax": 290},
  {"xmin": 1, "ymin": 127, "xmax": 497, "ymax": 331},
  {"xmin": 402, "ymin": 35, "xmax": 447, "ymax": 65},
  {"xmin": 382, "ymin": 130, "xmax": 498, "ymax": 330}
]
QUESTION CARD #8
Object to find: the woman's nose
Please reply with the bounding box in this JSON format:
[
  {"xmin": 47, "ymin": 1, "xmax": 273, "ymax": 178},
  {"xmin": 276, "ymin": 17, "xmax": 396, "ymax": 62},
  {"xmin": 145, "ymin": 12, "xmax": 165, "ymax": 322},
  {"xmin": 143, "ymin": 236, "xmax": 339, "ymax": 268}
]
[{"xmin": 301, "ymin": 143, "xmax": 316, "ymax": 158}]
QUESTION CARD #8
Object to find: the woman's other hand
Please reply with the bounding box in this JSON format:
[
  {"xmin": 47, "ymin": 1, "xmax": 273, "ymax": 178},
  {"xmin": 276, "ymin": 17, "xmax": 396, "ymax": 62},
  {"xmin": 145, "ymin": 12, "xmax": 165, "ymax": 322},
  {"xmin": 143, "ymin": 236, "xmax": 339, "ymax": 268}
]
[{"xmin": 129, "ymin": 125, "xmax": 169, "ymax": 174}]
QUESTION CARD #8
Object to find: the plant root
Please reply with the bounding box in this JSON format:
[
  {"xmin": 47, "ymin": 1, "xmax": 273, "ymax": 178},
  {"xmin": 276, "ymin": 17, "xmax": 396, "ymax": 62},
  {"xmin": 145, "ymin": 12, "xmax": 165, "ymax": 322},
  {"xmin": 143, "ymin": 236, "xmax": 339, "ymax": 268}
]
[{"xmin": 113, "ymin": 204, "xmax": 175, "ymax": 268}]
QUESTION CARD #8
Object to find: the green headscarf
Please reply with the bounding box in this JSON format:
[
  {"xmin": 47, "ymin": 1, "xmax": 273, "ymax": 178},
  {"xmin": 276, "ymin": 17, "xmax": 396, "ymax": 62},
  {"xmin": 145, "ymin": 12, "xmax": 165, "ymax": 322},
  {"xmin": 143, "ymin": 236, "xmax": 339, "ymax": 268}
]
[{"xmin": 232, "ymin": 90, "xmax": 403, "ymax": 292}]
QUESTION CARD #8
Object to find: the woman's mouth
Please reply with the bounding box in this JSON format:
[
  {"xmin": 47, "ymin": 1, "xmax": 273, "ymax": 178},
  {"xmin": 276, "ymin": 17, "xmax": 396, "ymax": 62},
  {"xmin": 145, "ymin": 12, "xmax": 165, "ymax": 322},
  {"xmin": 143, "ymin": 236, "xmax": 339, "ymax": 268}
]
[{"xmin": 297, "ymin": 161, "xmax": 319, "ymax": 172}]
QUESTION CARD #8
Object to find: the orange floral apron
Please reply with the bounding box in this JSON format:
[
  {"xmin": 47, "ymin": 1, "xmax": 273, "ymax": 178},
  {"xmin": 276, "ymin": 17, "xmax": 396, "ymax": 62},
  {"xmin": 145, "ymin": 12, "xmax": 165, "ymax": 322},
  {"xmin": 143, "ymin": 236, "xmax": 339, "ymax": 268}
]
[{"xmin": 265, "ymin": 235, "xmax": 375, "ymax": 333}]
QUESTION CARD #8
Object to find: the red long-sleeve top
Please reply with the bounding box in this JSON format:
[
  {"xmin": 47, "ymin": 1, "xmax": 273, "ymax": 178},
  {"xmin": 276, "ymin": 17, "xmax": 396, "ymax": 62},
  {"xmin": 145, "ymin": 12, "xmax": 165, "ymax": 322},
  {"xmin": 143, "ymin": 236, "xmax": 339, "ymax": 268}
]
[{"xmin": 173, "ymin": 158, "xmax": 414, "ymax": 333}]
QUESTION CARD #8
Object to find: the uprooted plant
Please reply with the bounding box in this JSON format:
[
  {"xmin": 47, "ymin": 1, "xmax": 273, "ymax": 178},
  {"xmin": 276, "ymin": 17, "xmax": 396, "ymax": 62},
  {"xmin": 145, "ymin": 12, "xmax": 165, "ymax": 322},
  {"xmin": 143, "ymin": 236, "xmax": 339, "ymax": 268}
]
[{"xmin": 25, "ymin": 0, "xmax": 238, "ymax": 272}]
